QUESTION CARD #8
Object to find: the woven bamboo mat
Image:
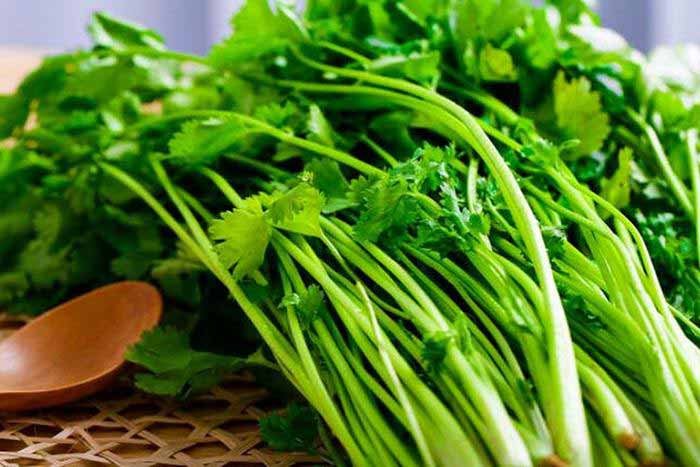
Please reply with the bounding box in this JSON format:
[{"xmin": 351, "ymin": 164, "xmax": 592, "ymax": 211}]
[{"xmin": 0, "ymin": 315, "xmax": 322, "ymax": 467}]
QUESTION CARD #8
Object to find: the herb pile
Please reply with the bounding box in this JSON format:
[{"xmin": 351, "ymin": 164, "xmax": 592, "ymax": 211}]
[{"xmin": 3, "ymin": 1, "xmax": 700, "ymax": 465}]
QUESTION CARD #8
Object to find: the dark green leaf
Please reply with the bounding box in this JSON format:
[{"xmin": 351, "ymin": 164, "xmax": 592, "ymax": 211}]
[
  {"xmin": 168, "ymin": 117, "xmax": 251, "ymax": 168},
  {"xmin": 127, "ymin": 327, "xmax": 273, "ymax": 398},
  {"xmin": 0, "ymin": 95, "xmax": 29, "ymax": 138},
  {"xmin": 259, "ymin": 403, "xmax": 318, "ymax": 452}
]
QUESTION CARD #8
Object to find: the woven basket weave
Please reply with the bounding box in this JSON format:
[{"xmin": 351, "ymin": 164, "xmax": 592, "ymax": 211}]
[{"xmin": 0, "ymin": 314, "xmax": 322, "ymax": 466}]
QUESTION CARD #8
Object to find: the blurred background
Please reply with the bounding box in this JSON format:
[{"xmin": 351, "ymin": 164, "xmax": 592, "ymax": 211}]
[{"xmin": 0, "ymin": 0, "xmax": 697, "ymax": 55}]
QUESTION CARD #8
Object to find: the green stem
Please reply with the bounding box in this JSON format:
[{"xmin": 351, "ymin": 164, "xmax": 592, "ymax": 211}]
[
  {"xmin": 271, "ymin": 233, "xmax": 486, "ymax": 466},
  {"xmin": 687, "ymin": 129, "xmax": 700, "ymax": 269},
  {"xmin": 277, "ymin": 256, "xmax": 379, "ymax": 465},
  {"xmin": 280, "ymin": 55, "xmax": 589, "ymax": 464},
  {"xmin": 318, "ymin": 40, "xmax": 372, "ymax": 65},
  {"xmin": 101, "ymin": 162, "xmax": 368, "ymax": 465},
  {"xmin": 628, "ymin": 109, "xmax": 693, "ymax": 217},
  {"xmin": 178, "ymin": 187, "xmax": 213, "ymax": 223},
  {"xmin": 130, "ymin": 109, "xmax": 384, "ymax": 177},
  {"xmin": 198, "ymin": 167, "xmax": 244, "ymax": 207},
  {"xmin": 356, "ymin": 281, "xmax": 433, "ymax": 467},
  {"xmin": 439, "ymin": 80, "xmax": 520, "ymax": 126},
  {"xmin": 359, "ymin": 134, "xmax": 400, "ymax": 167},
  {"xmin": 224, "ymin": 153, "xmax": 292, "ymax": 179},
  {"xmin": 578, "ymin": 362, "xmax": 637, "ymax": 451},
  {"xmin": 318, "ymin": 418, "xmax": 347, "ymax": 467}
]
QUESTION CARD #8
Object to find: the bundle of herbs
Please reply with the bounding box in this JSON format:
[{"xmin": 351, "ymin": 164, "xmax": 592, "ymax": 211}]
[{"xmin": 2, "ymin": 1, "xmax": 700, "ymax": 466}]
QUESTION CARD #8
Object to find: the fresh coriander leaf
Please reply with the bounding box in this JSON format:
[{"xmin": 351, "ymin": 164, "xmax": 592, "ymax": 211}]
[
  {"xmin": 259, "ymin": 402, "xmax": 319, "ymax": 452},
  {"xmin": 264, "ymin": 183, "xmax": 325, "ymax": 237},
  {"xmin": 600, "ymin": 147, "xmax": 633, "ymax": 213},
  {"xmin": 439, "ymin": 182, "xmax": 491, "ymax": 239},
  {"xmin": 0, "ymin": 150, "xmax": 55, "ymax": 185},
  {"xmin": 163, "ymin": 87, "xmax": 221, "ymax": 114},
  {"xmin": 5, "ymin": 290, "xmax": 66, "ymax": 316},
  {"xmin": 126, "ymin": 327, "xmax": 273, "ymax": 398},
  {"xmin": 280, "ymin": 292, "xmax": 300, "ymax": 308},
  {"xmin": 669, "ymin": 274, "xmax": 700, "ymax": 322},
  {"xmin": 466, "ymin": 211, "xmax": 491, "ymax": 235},
  {"xmin": 548, "ymin": 0, "xmax": 597, "ymax": 24},
  {"xmin": 570, "ymin": 151, "xmax": 607, "ymax": 182},
  {"xmin": 210, "ymin": 198, "xmax": 271, "ymax": 280},
  {"xmin": 280, "ymin": 284, "xmax": 326, "ymax": 329},
  {"xmin": 450, "ymin": 0, "xmax": 529, "ymax": 43},
  {"xmin": 254, "ymin": 101, "xmax": 301, "ymax": 128},
  {"xmin": 421, "ymin": 330, "xmax": 454, "ymax": 374},
  {"xmin": 98, "ymin": 206, "xmax": 162, "ymax": 244},
  {"xmin": 56, "ymin": 110, "xmax": 99, "ymax": 134},
  {"xmin": 209, "ymin": 0, "xmax": 305, "ymax": 67},
  {"xmin": 88, "ymin": 12, "xmax": 165, "ymax": 51},
  {"xmin": 400, "ymin": 0, "xmax": 450, "ymax": 22},
  {"xmin": 360, "ymin": 2, "xmax": 395, "ymax": 40},
  {"xmin": 305, "ymin": 158, "xmax": 353, "ymax": 213},
  {"xmin": 99, "ymin": 91, "xmax": 142, "ymax": 134},
  {"xmin": 520, "ymin": 8, "xmax": 558, "ymax": 69},
  {"xmin": 132, "ymin": 55, "xmax": 179, "ymax": 92},
  {"xmin": 479, "ymin": 44, "xmax": 517, "ymax": 82},
  {"xmin": 103, "ymin": 141, "xmax": 140, "ymax": 162},
  {"xmin": 220, "ymin": 75, "xmax": 281, "ymax": 115},
  {"xmin": 17, "ymin": 54, "xmax": 72, "ymax": 101},
  {"xmin": 0, "ymin": 94, "xmax": 29, "ymax": 138},
  {"xmin": 59, "ymin": 56, "xmax": 141, "ymax": 106},
  {"xmin": 542, "ymin": 226, "xmax": 567, "ymax": 259},
  {"xmin": 305, "ymin": 158, "xmax": 348, "ymax": 197},
  {"xmin": 306, "ymin": 104, "xmax": 336, "ymax": 147},
  {"xmin": 634, "ymin": 210, "xmax": 695, "ymax": 281},
  {"xmin": 0, "ymin": 193, "xmax": 37, "ymax": 258},
  {"xmin": 415, "ymin": 219, "xmax": 463, "ymax": 257},
  {"xmin": 392, "ymin": 143, "xmax": 455, "ymax": 193},
  {"xmin": 64, "ymin": 167, "xmax": 100, "ymax": 215},
  {"xmin": 168, "ymin": 117, "xmax": 250, "ymax": 168},
  {"xmin": 347, "ymin": 175, "xmax": 377, "ymax": 206},
  {"xmin": 17, "ymin": 204, "xmax": 71, "ymax": 290},
  {"xmin": 651, "ymin": 90, "xmax": 688, "ymax": 130},
  {"xmin": 18, "ymin": 239, "xmax": 71, "ymax": 290},
  {"xmin": 450, "ymin": 0, "xmax": 529, "ymax": 76},
  {"xmin": 0, "ymin": 272, "xmax": 29, "ymax": 305},
  {"xmin": 305, "ymin": 0, "xmax": 353, "ymax": 20},
  {"xmin": 553, "ymin": 71, "xmax": 610, "ymax": 159},
  {"xmin": 366, "ymin": 51, "xmax": 441, "ymax": 84},
  {"xmin": 353, "ymin": 176, "xmax": 420, "ymax": 244}
]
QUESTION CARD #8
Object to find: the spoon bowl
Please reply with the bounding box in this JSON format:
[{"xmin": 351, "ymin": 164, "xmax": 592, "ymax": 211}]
[{"xmin": 0, "ymin": 281, "xmax": 161, "ymax": 411}]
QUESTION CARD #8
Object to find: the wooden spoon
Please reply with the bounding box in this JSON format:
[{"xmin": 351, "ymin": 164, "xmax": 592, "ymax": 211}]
[{"xmin": 0, "ymin": 281, "xmax": 161, "ymax": 411}]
